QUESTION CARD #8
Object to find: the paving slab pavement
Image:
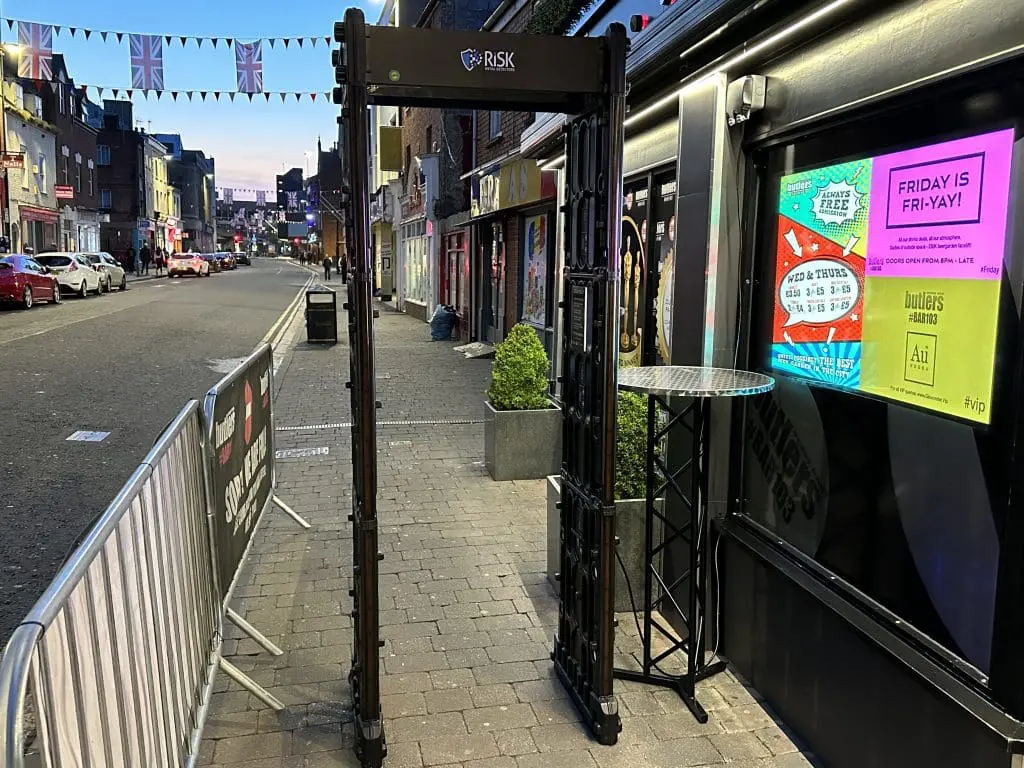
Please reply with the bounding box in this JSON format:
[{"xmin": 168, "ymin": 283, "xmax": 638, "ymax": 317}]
[{"xmin": 198, "ymin": 304, "xmax": 818, "ymax": 768}]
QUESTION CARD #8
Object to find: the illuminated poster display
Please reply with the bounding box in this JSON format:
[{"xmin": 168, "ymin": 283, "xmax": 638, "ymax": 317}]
[
  {"xmin": 771, "ymin": 129, "xmax": 1013, "ymax": 424},
  {"xmin": 620, "ymin": 181, "xmax": 649, "ymax": 366},
  {"xmin": 521, "ymin": 214, "xmax": 547, "ymax": 327}
]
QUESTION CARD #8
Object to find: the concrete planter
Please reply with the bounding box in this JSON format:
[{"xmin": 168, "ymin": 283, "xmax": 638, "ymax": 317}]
[
  {"xmin": 483, "ymin": 400, "xmax": 562, "ymax": 481},
  {"xmin": 546, "ymin": 475, "xmax": 663, "ymax": 612}
]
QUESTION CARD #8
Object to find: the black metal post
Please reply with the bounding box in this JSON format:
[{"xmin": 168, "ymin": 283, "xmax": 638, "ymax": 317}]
[
  {"xmin": 341, "ymin": 8, "xmax": 386, "ymax": 768},
  {"xmin": 551, "ymin": 22, "xmax": 626, "ymax": 746}
]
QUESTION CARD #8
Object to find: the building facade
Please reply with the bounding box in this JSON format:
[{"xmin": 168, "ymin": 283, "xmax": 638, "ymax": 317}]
[
  {"xmin": 51, "ymin": 55, "xmax": 100, "ymax": 252},
  {"xmin": 3, "ymin": 59, "xmax": 58, "ymax": 253},
  {"xmin": 162, "ymin": 142, "xmax": 216, "ymax": 253},
  {"xmin": 391, "ymin": 0, "xmax": 498, "ymax": 323},
  {"xmin": 94, "ymin": 100, "xmax": 145, "ymax": 261},
  {"xmin": 522, "ymin": 0, "xmax": 1024, "ymax": 766},
  {"xmin": 464, "ymin": 0, "xmax": 558, "ymax": 350}
]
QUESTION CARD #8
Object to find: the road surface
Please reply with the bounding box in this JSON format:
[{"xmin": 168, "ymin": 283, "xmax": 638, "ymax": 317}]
[{"xmin": 0, "ymin": 258, "xmax": 313, "ymax": 641}]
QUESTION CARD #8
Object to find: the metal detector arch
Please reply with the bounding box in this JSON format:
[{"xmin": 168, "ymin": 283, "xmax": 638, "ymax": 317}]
[{"xmin": 334, "ymin": 9, "xmax": 627, "ymax": 766}]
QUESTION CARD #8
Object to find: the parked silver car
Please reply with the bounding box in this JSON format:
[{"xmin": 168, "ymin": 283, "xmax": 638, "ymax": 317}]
[{"xmin": 83, "ymin": 252, "xmax": 127, "ymax": 291}]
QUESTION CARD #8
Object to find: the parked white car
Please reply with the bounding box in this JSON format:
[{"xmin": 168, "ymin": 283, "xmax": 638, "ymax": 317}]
[
  {"xmin": 83, "ymin": 252, "xmax": 127, "ymax": 291},
  {"xmin": 36, "ymin": 252, "xmax": 103, "ymax": 298},
  {"xmin": 167, "ymin": 253, "xmax": 210, "ymax": 278}
]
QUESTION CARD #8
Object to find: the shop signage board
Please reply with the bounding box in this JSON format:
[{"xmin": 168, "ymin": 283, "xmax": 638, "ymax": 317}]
[
  {"xmin": 472, "ymin": 158, "xmax": 549, "ymax": 217},
  {"xmin": 770, "ymin": 128, "xmax": 1013, "ymax": 424},
  {"xmin": 0, "ymin": 153, "xmax": 24, "ymax": 169}
]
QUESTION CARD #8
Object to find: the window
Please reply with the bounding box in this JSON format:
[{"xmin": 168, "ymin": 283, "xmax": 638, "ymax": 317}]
[
  {"xmin": 88, "ymin": 165, "xmax": 94, "ymax": 196},
  {"xmin": 100, "ymin": 190, "xmax": 111, "ymax": 209},
  {"xmin": 97, "ymin": 145, "xmax": 110, "ymax": 166},
  {"xmin": 62, "ymin": 155, "xmax": 68, "ymax": 186},
  {"xmin": 58, "ymin": 85, "xmax": 65, "ymax": 115},
  {"xmin": 75, "ymin": 160, "xmax": 81, "ymax": 192},
  {"xmin": 37, "ymin": 155, "xmax": 45, "ymax": 187},
  {"xmin": 21, "ymin": 154, "xmax": 28, "ymax": 189},
  {"xmin": 488, "ymin": 111, "xmax": 501, "ymax": 140}
]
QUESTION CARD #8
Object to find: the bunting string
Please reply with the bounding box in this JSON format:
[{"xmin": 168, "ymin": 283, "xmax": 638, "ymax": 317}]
[
  {"xmin": 65, "ymin": 83, "xmax": 329, "ymax": 102},
  {"xmin": 4, "ymin": 17, "xmax": 333, "ymax": 48}
]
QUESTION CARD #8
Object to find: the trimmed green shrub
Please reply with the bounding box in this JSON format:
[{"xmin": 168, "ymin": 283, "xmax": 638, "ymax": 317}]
[
  {"xmin": 615, "ymin": 391, "xmax": 648, "ymax": 501},
  {"xmin": 487, "ymin": 324, "xmax": 552, "ymax": 411}
]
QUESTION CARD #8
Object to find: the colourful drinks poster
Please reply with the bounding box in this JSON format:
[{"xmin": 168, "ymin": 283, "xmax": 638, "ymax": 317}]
[
  {"xmin": 771, "ymin": 158, "xmax": 870, "ymax": 389},
  {"xmin": 770, "ymin": 129, "xmax": 1013, "ymax": 424}
]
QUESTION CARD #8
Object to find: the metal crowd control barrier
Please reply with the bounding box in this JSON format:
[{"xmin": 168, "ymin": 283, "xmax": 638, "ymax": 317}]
[
  {"xmin": 0, "ymin": 343, "xmax": 313, "ymax": 765},
  {"xmin": 0, "ymin": 400, "xmax": 219, "ymax": 767}
]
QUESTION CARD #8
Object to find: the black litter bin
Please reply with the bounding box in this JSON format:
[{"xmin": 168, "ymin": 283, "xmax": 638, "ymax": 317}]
[{"xmin": 305, "ymin": 286, "xmax": 337, "ymax": 344}]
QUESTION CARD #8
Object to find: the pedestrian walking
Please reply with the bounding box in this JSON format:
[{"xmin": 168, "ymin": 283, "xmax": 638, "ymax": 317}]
[
  {"xmin": 129, "ymin": 245, "xmax": 140, "ymax": 276},
  {"xmin": 154, "ymin": 248, "xmax": 165, "ymax": 276},
  {"xmin": 323, "ymin": 255, "xmax": 333, "ymax": 281},
  {"xmin": 140, "ymin": 243, "xmax": 152, "ymax": 275}
]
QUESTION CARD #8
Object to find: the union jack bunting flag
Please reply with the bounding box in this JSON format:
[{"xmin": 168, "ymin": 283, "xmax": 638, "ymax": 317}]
[
  {"xmin": 235, "ymin": 41, "xmax": 263, "ymax": 94},
  {"xmin": 18, "ymin": 22, "xmax": 53, "ymax": 80},
  {"xmin": 129, "ymin": 34, "xmax": 164, "ymax": 90}
]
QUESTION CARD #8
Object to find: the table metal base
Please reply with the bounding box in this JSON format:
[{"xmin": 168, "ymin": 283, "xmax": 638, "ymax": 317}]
[
  {"xmin": 615, "ymin": 658, "xmax": 728, "ymax": 723},
  {"xmin": 612, "ymin": 393, "xmax": 725, "ymax": 722}
]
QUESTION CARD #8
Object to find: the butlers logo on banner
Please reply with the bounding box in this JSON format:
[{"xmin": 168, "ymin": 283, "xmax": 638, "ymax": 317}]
[{"xmin": 206, "ymin": 345, "xmax": 274, "ymax": 600}]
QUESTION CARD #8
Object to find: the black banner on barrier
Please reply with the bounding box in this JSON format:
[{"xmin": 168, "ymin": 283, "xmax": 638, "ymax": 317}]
[{"xmin": 207, "ymin": 346, "xmax": 274, "ymax": 599}]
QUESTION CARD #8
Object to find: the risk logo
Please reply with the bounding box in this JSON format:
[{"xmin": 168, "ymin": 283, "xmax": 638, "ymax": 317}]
[
  {"xmin": 460, "ymin": 48, "xmax": 515, "ymax": 73},
  {"xmin": 460, "ymin": 49, "xmax": 482, "ymax": 71}
]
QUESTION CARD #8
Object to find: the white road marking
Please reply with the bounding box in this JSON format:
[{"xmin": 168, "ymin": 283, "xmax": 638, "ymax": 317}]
[
  {"xmin": 275, "ymin": 446, "xmax": 329, "ymax": 459},
  {"xmin": 66, "ymin": 430, "xmax": 111, "ymax": 442}
]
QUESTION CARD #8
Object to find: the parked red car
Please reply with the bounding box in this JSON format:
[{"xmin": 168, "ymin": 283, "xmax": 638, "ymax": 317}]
[{"xmin": 0, "ymin": 255, "xmax": 62, "ymax": 309}]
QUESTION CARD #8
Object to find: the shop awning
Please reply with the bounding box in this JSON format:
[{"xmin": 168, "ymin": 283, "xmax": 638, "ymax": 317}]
[{"xmin": 19, "ymin": 205, "xmax": 58, "ymax": 224}]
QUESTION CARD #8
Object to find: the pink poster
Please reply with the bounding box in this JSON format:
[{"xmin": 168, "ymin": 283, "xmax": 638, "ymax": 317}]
[{"xmin": 865, "ymin": 129, "xmax": 1014, "ymax": 279}]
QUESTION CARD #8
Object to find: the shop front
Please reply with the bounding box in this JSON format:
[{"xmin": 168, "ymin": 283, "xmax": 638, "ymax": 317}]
[
  {"xmin": 76, "ymin": 210, "xmax": 100, "ymax": 253},
  {"xmin": 16, "ymin": 205, "xmax": 59, "ymax": 254},
  {"xmin": 522, "ymin": 0, "xmax": 1024, "ymax": 765},
  {"xmin": 370, "ymin": 187, "xmax": 397, "ymax": 301},
  {"xmin": 160, "ymin": 216, "xmax": 179, "ymax": 254},
  {"xmin": 58, "ymin": 206, "xmax": 100, "ymax": 252},
  {"xmin": 440, "ymin": 216, "xmax": 470, "ymax": 341},
  {"xmin": 469, "ymin": 157, "xmax": 556, "ymax": 349}
]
